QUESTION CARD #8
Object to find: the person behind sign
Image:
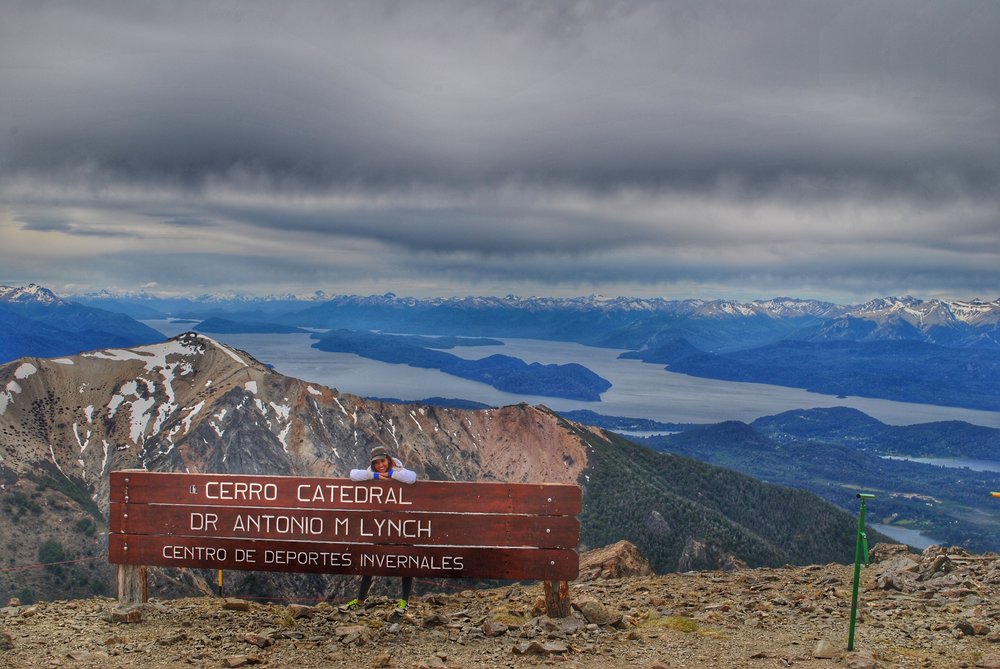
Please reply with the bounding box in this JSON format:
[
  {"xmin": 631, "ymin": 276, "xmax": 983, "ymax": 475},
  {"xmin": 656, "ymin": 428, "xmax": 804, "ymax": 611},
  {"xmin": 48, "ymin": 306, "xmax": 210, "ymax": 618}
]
[{"xmin": 342, "ymin": 445, "xmax": 417, "ymax": 615}]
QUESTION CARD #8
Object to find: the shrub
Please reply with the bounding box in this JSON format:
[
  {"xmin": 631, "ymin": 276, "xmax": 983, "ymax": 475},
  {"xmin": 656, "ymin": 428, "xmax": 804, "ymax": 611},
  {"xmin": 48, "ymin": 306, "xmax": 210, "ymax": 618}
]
[
  {"xmin": 74, "ymin": 518, "xmax": 97, "ymax": 536},
  {"xmin": 38, "ymin": 540, "xmax": 66, "ymax": 574}
]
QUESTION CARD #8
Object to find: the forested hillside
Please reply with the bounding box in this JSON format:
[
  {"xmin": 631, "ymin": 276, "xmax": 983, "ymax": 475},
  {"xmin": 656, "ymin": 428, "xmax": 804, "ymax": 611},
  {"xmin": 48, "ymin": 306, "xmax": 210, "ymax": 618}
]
[
  {"xmin": 634, "ymin": 412, "xmax": 1000, "ymax": 552},
  {"xmin": 568, "ymin": 421, "xmax": 871, "ymax": 571}
]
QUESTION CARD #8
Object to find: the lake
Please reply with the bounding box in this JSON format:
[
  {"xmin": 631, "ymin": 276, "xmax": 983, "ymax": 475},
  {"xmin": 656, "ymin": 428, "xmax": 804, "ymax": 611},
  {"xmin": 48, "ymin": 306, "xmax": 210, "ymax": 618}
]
[
  {"xmin": 882, "ymin": 456, "xmax": 1000, "ymax": 473},
  {"xmin": 147, "ymin": 321, "xmax": 1000, "ymax": 428},
  {"xmin": 870, "ymin": 524, "xmax": 942, "ymax": 551}
]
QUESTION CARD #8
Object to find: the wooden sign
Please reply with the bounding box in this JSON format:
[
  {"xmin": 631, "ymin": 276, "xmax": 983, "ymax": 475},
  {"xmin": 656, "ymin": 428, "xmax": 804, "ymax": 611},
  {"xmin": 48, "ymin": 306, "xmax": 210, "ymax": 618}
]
[
  {"xmin": 108, "ymin": 535, "xmax": 578, "ymax": 580},
  {"xmin": 108, "ymin": 470, "xmax": 581, "ymax": 581},
  {"xmin": 111, "ymin": 471, "xmax": 581, "ymax": 514},
  {"xmin": 110, "ymin": 503, "xmax": 579, "ymax": 548}
]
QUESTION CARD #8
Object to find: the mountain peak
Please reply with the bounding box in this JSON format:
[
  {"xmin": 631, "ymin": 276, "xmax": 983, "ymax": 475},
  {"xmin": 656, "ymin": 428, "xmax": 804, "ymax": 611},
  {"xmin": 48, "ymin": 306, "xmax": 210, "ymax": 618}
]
[{"xmin": 0, "ymin": 283, "xmax": 66, "ymax": 305}]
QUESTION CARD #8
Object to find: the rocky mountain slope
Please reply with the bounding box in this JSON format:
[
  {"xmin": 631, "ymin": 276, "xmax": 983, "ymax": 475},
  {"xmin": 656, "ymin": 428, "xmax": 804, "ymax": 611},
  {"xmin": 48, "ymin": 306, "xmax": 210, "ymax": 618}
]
[
  {"xmin": 3, "ymin": 542, "xmax": 1000, "ymax": 669},
  {"xmin": 0, "ymin": 333, "xmax": 866, "ymax": 605}
]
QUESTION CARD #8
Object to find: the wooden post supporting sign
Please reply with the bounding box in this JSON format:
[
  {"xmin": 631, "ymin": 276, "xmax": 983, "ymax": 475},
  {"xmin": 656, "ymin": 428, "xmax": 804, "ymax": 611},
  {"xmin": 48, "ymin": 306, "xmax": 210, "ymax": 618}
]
[{"xmin": 543, "ymin": 579, "xmax": 571, "ymax": 618}]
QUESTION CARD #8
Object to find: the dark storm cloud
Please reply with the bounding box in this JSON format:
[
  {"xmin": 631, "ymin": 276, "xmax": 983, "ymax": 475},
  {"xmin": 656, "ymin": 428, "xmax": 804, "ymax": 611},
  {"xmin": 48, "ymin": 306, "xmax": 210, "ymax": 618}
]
[
  {"xmin": 4, "ymin": 1, "xmax": 996, "ymax": 193},
  {"xmin": 17, "ymin": 216, "xmax": 139, "ymax": 238},
  {"xmin": 0, "ymin": 1, "xmax": 997, "ymax": 299},
  {"xmin": 142, "ymin": 214, "xmax": 217, "ymax": 228},
  {"xmin": 18, "ymin": 218, "xmax": 73, "ymax": 233}
]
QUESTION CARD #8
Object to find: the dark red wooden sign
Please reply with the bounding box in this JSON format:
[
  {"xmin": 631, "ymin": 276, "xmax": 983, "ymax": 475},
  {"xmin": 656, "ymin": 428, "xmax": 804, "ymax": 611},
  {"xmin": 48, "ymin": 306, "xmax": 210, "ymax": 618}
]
[
  {"xmin": 108, "ymin": 535, "xmax": 578, "ymax": 580},
  {"xmin": 108, "ymin": 470, "xmax": 581, "ymax": 581},
  {"xmin": 111, "ymin": 471, "xmax": 581, "ymax": 514},
  {"xmin": 109, "ymin": 502, "xmax": 579, "ymax": 548}
]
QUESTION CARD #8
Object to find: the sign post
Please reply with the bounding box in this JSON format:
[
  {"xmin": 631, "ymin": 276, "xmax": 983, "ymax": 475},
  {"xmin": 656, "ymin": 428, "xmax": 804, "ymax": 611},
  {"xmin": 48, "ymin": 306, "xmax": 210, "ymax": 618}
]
[{"xmin": 847, "ymin": 493, "xmax": 873, "ymax": 651}]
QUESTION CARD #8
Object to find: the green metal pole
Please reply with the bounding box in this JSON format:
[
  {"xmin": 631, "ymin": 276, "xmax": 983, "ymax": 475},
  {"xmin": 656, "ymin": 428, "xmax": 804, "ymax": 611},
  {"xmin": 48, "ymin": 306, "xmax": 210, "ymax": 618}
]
[{"xmin": 848, "ymin": 493, "xmax": 873, "ymax": 651}]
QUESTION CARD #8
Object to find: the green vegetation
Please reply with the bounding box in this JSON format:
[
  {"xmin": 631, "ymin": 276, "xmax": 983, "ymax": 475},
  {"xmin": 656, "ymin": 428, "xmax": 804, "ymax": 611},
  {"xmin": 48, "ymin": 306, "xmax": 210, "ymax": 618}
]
[
  {"xmin": 632, "ymin": 408, "xmax": 1000, "ymax": 552},
  {"xmin": 38, "ymin": 539, "xmax": 66, "ymax": 575},
  {"xmin": 638, "ymin": 613, "xmax": 701, "ymax": 633},
  {"xmin": 561, "ymin": 416, "xmax": 864, "ymax": 573},
  {"xmin": 4, "ymin": 490, "xmax": 42, "ymax": 517},
  {"xmin": 751, "ymin": 407, "xmax": 1000, "ymax": 460},
  {"xmin": 74, "ymin": 517, "xmax": 97, "ymax": 536},
  {"xmin": 25, "ymin": 471, "xmax": 103, "ymax": 522}
]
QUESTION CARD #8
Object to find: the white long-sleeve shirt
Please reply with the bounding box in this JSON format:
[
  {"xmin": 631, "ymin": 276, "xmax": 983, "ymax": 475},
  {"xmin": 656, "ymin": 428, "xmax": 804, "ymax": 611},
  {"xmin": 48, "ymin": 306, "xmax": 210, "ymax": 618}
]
[{"xmin": 349, "ymin": 456, "xmax": 417, "ymax": 484}]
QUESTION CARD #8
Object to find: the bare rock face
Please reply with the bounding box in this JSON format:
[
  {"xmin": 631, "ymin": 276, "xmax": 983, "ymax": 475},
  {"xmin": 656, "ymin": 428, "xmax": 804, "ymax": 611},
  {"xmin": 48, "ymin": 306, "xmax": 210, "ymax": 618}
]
[
  {"xmin": 676, "ymin": 537, "xmax": 748, "ymax": 572},
  {"xmin": 577, "ymin": 540, "xmax": 654, "ymax": 581},
  {"xmin": 867, "ymin": 542, "xmax": 985, "ymax": 596}
]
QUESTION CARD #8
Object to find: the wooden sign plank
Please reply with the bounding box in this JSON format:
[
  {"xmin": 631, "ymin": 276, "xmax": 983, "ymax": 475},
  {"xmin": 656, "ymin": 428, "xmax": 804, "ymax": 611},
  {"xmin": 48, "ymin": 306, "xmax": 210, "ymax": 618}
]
[
  {"xmin": 111, "ymin": 471, "xmax": 581, "ymax": 515},
  {"xmin": 108, "ymin": 534, "xmax": 579, "ymax": 581},
  {"xmin": 109, "ymin": 502, "xmax": 580, "ymax": 548}
]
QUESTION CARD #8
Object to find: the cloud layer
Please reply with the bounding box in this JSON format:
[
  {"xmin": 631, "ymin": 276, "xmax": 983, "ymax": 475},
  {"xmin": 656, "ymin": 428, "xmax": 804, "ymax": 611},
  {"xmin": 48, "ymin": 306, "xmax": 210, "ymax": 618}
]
[{"xmin": 1, "ymin": 1, "xmax": 997, "ymax": 300}]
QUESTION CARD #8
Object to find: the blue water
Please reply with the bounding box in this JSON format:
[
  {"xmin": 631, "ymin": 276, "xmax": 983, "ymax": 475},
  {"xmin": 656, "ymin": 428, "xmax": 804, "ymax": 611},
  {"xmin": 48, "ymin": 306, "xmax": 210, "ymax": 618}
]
[
  {"xmin": 883, "ymin": 456, "xmax": 1000, "ymax": 473},
  {"xmin": 870, "ymin": 523, "xmax": 942, "ymax": 551},
  {"xmin": 146, "ymin": 320, "xmax": 1000, "ymax": 428}
]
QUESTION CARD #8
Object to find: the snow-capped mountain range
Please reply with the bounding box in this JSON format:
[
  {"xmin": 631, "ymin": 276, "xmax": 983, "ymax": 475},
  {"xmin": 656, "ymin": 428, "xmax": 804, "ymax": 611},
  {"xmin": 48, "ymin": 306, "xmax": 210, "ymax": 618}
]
[
  {"xmin": 0, "ymin": 283, "xmax": 67, "ymax": 305},
  {"xmin": 65, "ymin": 284, "xmax": 998, "ymax": 325},
  {"xmin": 849, "ymin": 296, "xmax": 1000, "ymax": 328},
  {"xmin": 1, "ymin": 283, "xmax": 995, "ymax": 356}
]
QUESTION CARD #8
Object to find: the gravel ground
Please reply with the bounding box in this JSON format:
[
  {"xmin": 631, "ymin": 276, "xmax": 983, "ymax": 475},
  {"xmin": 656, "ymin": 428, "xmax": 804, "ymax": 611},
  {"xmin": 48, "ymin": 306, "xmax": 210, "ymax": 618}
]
[{"xmin": 4, "ymin": 545, "xmax": 1000, "ymax": 668}]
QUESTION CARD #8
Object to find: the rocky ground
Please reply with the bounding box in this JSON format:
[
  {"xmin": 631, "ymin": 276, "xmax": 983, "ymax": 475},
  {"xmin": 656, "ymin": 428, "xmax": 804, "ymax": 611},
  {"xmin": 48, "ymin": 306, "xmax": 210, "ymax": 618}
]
[{"xmin": 4, "ymin": 543, "xmax": 1000, "ymax": 669}]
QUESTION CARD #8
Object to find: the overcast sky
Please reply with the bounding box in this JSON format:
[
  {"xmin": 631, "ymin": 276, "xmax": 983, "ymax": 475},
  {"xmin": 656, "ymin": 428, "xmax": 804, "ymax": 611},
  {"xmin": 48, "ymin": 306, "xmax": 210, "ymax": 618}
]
[{"xmin": 1, "ymin": 1, "xmax": 997, "ymax": 303}]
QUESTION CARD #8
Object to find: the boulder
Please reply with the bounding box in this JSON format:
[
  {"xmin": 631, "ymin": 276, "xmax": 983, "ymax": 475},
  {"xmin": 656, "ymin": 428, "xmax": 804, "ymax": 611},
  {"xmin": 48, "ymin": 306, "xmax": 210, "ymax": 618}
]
[
  {"xmin": 846, "ymin": 649, "xmax": 877, "ymax": 669},
  {"xmin": 577, "ymin": 540, "xmax": 654, "ymax": 581},
  {"xmin": 868, "ymin": 543, "xmax": 912, "ymax": 564},
  {"xmin": 676, "ymin": 538, "xmax": 748, "ymax": 573},
  {"xmin": 573, "ymin": 596, "xmax": 620, "ymax": 626},
  {"xmin": 287, "ymin": 604, "xmax": 314, "ymax": 619},
  {"xmin": 222, "ymin": 598, "xmax": 252, "ymax": 611}
]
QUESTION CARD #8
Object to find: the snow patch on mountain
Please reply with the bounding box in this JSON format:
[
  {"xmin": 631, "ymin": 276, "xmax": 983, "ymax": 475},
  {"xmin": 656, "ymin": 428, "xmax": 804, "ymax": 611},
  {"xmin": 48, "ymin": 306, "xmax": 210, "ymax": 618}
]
[
  {"xmin": 181, "ymin": 401, "xmax": 205, "ymax": 436},
  {"xmin": 0, "ymin": 380, "xmax": 22, "ymax": 416},
  {"xmin": 951, "ymin": 299, "xmax": 1000, "ymax": 326},
  {"xmin": 14, "ymin": 363, "xmax": 37, "ymax": 379}
]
